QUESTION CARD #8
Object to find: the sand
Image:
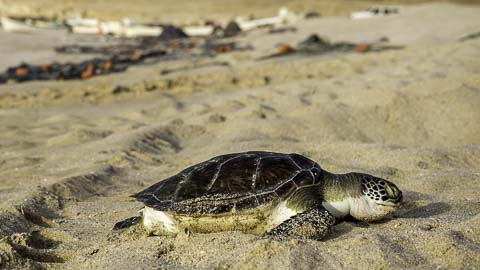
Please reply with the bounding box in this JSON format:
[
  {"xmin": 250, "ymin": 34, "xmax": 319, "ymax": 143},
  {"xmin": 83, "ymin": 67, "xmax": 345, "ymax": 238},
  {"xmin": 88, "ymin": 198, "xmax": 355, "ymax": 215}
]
[{"xmin": 1, "ymin": 2, "xmax": 480, "ymax": 269}]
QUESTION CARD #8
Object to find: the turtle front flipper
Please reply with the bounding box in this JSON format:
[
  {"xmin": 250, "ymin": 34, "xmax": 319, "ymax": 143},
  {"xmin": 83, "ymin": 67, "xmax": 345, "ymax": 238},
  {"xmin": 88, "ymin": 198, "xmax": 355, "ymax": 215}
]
[
  {"xmin": 266, "ymin": 207, "xmax": 335, "ymax": 241},
  {"xmin": 113, "ymin": 216, "xmax": 141, "ymax": 230}
]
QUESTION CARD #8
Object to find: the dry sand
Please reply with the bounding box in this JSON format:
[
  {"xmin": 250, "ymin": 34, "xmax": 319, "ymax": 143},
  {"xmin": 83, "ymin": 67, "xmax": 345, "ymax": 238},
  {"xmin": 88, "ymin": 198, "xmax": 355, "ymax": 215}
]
[{"xmin": 1, "ymin": 2, "xmax": 480, "ymax": 270}]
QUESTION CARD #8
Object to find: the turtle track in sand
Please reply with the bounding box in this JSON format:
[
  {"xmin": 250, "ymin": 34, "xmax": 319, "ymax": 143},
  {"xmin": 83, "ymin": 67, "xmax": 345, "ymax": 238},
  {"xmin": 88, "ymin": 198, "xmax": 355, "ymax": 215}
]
[
  {"xmin": 0, "ymin": 166, "xmax": 123, "ymax": 268},
  {"xmin": 0, "ymin": 123, "xmax": 205, "ymax": 269}
]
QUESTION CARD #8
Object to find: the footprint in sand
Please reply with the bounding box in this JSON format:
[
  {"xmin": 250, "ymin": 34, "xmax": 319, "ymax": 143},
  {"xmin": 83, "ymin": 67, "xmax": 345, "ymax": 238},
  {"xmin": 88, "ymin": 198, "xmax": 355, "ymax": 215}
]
[
  {"xmin": 46, "ymin": 128, "xmax": 113, "ymax": 146},
  {"xmin": 208, "ymin": 114, "xmax": 227, "ymax": 123},
  {"xmin": 6, "ymin": 231, "xmax": 64, "ymax": 263}
]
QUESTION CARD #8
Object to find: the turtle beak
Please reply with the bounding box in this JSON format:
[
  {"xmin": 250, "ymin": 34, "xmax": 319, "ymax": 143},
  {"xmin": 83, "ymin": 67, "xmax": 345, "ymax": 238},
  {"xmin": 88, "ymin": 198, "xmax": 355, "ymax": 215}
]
[{"xmin": 394, "ymin": 193, "xmax": 403, "ymax": 204}]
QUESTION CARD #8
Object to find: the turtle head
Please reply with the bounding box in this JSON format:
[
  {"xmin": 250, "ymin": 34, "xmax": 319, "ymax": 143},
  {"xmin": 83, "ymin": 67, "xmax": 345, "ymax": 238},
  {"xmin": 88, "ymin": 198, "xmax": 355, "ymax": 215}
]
[
  {"xmin": 351, "ymin": 174, "xmax": 403, "ymax": 221},
  {"xmin": 322, "ymin": 173, "xmax": 403, "ymax": 221}
]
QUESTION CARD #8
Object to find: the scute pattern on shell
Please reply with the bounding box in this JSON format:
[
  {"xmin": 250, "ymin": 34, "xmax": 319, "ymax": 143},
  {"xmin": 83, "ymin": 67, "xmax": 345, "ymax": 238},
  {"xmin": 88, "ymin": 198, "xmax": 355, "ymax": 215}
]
[{"xmin": 133, "ymin": 151, "xmax": 323, "ymax": 215}]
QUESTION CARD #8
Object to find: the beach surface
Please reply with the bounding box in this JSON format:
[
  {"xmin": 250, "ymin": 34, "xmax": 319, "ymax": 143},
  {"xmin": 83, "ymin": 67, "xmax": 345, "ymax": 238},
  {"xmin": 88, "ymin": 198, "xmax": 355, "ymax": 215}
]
[{"xmin": 1, "ymin": 2, "xmax": 480, "ymax": 269}]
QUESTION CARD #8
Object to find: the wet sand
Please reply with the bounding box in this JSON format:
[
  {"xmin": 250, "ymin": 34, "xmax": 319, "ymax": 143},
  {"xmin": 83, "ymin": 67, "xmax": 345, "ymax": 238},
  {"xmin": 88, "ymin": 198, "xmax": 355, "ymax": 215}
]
[{"xmin": 1, "ymin": 3, "xmax": 480, "ymax": 269}]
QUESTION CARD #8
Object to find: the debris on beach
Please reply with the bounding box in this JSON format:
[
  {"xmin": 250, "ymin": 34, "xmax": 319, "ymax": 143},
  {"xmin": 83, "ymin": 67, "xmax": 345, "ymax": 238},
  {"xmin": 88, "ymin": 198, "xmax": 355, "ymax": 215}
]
[
  {"xmin": 0, "ymin": 8, "xmax": 302, "ymax": 84},
  {"xmin": 458, "ymin": 31, "xmax": 480, "ymax": 42},
  {"xmin": 276, "ymin": 45, "xmax": 296, "ymax": 56},
  {"xmin": 0, "ymin": 49, "xmax": 166, "ymax": 83},
  {"xmin": 234, "ymin": 7, "xmax": 298, "ymax": 31},
  {"xmin": 154, "ymin": 24, "xmax": 189, "ymax": 40},
  {"xmin": 160, "ymin": 61, "xmax": 230, "ymax": 75},
  {"xmin": 350, "ymin": 7, "xmax": 399, "ymax": 20},
  {"xmin": 68, "ymin": 16, "xmax": 223, "ymax": 38},
  {"xmin": 305, "ymin": 11, "xmax": 321, "ymax": 19},
  {"xmin": 1, "ymin": 6, "xmax": 301, "ymax": 39},
  {"xmin": 1, "ymin": 16, "xmax": 63, "ymax": 32},
  {"xmin": 65, "ymin": 16, "xmax": 99, "ymax": 28},
  {"xmin": 183, "ymin": 25, "xmax": 216, "ymax": 37},
  {"xmin": 66, "ymin": 16, "xmax": 223, "ymax": 38},
  {"xmin": 268, "ymin": 26, "xmax": 297, "ymax": 34},
  {"xmin": 222, "ymin": 21, "xmax": 242, "ymax": 37},
  {"xmin": 57, "ymin": 36, "xmax": 246, "ymax": 59},
  {"xmin": 259, "ymin": 34, "xmax": 404, "ymax": 60},
  {"xmin": 1, "ymin": 29, "xmax": 250, "ymax": 84},
  {"xmin": 204, "ymin": 41, "xmax": 252, "ymax": 55},
  {"xmin": 55, "ymin": 44, "xmax": 144, "ymax": 55},
  {"xmin": 205, "ymin": 42, "xmax": 236, "ymax": 54},
  {"xmin": 2, "ymin": 60, "xmax": 120, "ymax": 82},
  {"xmin": 297, "ymin": 34, "xmax": 357, "ymax": 53},
  {"xmin": 66, "ymin": 17, "xmax": 163, "ymax": 38},
  {"xmin": 55, "ymin": 34, "xmax": 183, "ymax": 56}
]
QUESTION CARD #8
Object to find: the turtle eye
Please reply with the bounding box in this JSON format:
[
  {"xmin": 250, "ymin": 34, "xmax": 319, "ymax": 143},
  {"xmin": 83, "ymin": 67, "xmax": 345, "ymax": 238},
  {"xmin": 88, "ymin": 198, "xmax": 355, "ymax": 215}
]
[
  {"xmin": 385, "ymin": 184, "xmax": 402, "ymax": 201},
  {"xmin": 311, "ymin": 168, "xmax": 321, "ymax": 177}
]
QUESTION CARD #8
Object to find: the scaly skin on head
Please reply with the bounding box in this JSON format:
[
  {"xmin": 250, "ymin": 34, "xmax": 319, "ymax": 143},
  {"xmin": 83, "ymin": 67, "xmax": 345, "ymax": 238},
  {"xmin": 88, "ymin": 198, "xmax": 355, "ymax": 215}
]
[
  {"xmin": 322, "ymin": 172, "xmax": 363, "ymax": 202},
  {"xmin": 321, "ymin": 172, "xmax": 403, "ymax": 221}
]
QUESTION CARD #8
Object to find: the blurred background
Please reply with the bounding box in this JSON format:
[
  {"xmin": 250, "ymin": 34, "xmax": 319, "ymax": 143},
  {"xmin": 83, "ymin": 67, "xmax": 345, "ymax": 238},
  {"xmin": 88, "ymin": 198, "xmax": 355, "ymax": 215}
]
[{"xmin": 1, "ymin": 0, "xmax": 478, "ymax": 23}]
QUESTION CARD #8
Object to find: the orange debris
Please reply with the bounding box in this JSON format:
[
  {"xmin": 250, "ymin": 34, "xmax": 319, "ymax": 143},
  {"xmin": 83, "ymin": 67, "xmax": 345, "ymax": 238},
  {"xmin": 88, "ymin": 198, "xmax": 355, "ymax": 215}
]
[
  {"xmin": 354, "ymin": 44, "xmax": 370, "ymax": 53},
  {"xmin": 15, "ymin": 68, "xmax": 28, "ymax": 76},
  {"xmin": 81, "ymin": 64, "xmax": 95, "ymax": 79}
]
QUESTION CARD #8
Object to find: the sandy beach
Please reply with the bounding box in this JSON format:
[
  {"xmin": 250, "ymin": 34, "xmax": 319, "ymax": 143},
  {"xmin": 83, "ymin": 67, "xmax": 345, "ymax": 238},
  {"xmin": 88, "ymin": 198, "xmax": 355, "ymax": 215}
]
[{"xmin": 0, "ymin": 1, "xmax": 480, "ymax": 269}]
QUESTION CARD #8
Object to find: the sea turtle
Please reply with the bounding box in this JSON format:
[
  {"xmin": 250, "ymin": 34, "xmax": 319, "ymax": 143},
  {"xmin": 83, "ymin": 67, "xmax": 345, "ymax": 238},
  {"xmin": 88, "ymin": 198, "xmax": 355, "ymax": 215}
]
[{"xmin": 114, "ymin": 151, "xmax": 403, "ymax": 240}]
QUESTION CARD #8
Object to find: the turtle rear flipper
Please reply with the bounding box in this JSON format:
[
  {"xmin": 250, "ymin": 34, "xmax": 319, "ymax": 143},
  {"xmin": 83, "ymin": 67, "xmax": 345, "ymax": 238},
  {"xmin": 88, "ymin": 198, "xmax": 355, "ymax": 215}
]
[
  {"xmin": 113, "ymin": 216, "xmax": 141, "ymax": 230},
  {"xmin": 267, "ymin": 207, "xmax": 335, "ymax": 241}
]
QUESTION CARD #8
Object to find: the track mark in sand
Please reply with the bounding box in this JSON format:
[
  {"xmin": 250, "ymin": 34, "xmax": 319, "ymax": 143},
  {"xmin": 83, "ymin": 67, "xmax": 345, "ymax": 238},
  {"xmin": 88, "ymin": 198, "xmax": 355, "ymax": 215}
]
[
  {"xmin": 376, "ymin": 234, "xmax": 431, "ymax": 268},
  {"xmin": 376, "ymin": 166, "xmax": 404, "ymax": 179},
  {"xmin": 229, "ymin": 100, "xmax": 246, "ymax": 110},
  {"xmin": 12, "ymin": 166, "xmax": 123, "ymax": 229},
  {"xmin": 46, "ymin": 128, "xmax": 114, "ymax": 146},
  {"xmin": 72, "ymin": 128, "xmax": 113, "ymax": 140},
  {"xmin": 110, "ymin": 124, "xmax": 205, "ymax": 168},
  {"xmin": 251, "ymin": 105, "xmax": 280, "ymax": 120},
  {"xmin": 208, "ymin": 113, "xmax": 227, "ymax": 123},
  {"xmin": 5, "ymin": 231, "xmax": 64, "ymax": 263},
  {"xmin": 48, "ymin": 166, "xmax": 121, "ymax": 200},
  {"xmin": 2, "ymin": 166, "xmax": 127, "ymax": 267},
  {"xmin": 131, "ymin": 128, "xmax": 182, "ymax": 154},
  {"xmin": 0, "ymin": 240, "xmax": 44, "ymax": 269},
  {"xmin": 25, "ymin": 231, "xmax": 60, "ymax": 250},
  {"xmin": 128, "ymin": 124, "xmax": 205, "ymax": 155},
  {"xmin": 2, "ymin": 123, "xmax": 205, "ymax": 267},
  {"xmin": 299, "ymin": 95, "xmax": 312, "ymax": 106},
  {"xmin": 0, "ymin": 140, "xmax": 37, "ymax": 151},
  {"xmin": 0, "ymin": 156, "xmax": 45, "ymax": 171},
  {"xmin": 156, "ymin": 242, "xmax": 176, "ymax": 258},
  {"xmin": 287, "ymin": 243, "xmax": 326, "ymax": 269},
  {"xmin": 395, "ymin": 202, "xmax": 451, "ymax": 219},
  {"xmin": 418, "ymin": 148, "xmax": 480, "ymax": 170},
  {"xmin": 448, "ymin": 231, "xmax": 480, "ymax": 253}
]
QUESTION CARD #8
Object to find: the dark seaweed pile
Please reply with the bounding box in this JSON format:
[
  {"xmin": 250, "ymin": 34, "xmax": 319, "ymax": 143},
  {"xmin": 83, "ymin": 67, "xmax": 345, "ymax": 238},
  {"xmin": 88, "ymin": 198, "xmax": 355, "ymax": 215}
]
[{"xmin": 0, "ymin": 49, "xmax": 166, "ymax": 83}]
